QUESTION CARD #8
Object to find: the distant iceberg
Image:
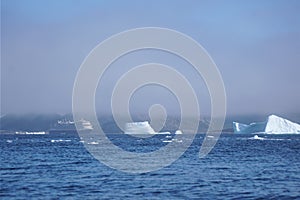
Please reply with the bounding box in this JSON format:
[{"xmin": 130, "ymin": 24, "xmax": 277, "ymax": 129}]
[
  {"xmin": 124, "ymin": 121, "xmax": 170, "ymax": 135},
  {"xmin": 175, "ymin": 130, "xmax": 183, "ymax": 135},
  {"xmin": 233, "ymin": 115, "xmax": 300, "ymax": 134}
]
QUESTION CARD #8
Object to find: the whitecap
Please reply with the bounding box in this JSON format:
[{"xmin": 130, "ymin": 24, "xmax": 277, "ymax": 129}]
[
  {"xmin": 51, "ymin": 139, "xmax": 72, "ymax": 143},
  {"xmin": 87, "ymin": 141, "xmax": 99, "ymax": 145},
  {"xmin": 172, "ymin": 138, "xmax": 183, "ymax": 143}
]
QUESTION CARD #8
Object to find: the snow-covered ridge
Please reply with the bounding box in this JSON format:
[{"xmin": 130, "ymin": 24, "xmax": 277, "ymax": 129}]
[{"xmin": 233, "ymin": 115, "xmax": 300, "ymax": 134}]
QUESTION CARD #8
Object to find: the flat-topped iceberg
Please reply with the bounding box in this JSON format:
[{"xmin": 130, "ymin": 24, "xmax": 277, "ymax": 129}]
[
  {"xmin": 124, "ymin": 121, "xmax": 170, "ymax": 135},
  {"xmin": 233, "ymin": 115, "xmax": 300, "ymax": 134}
]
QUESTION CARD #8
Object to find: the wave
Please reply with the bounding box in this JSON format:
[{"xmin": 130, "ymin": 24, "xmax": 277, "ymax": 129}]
[
  {"xmin": 15, "ymin": 131, "xmax": 47, "ymax": 135},
  {"xmin": 247, "ymin": 135, "xmax": 291, "ymax": 141},
  {"xmin": 50, "ymin": 139, "xmax": 72, "ymax": 143}
]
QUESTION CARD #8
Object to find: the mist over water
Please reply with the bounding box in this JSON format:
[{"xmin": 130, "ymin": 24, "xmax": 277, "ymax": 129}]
[{"xmin": 1, "ymin": 1, "xmax": 300, "ymax": 116}]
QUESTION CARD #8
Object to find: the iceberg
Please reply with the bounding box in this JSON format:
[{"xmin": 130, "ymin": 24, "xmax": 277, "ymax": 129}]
[
  {"xmin": 124, "ymin": 121, "xmax": 170, "ymax": 135},
  {"xmin": 233, "ymin": 115, "xmax": 300, "ymax": 134},
  {"xmin": 251, "ymin": 135, "xmax": 264, "ymax": 140},
  {"xmin": 233, "ymin": 121, "xmax": 266, "ymax": 134},
  {"xmin": 265, "ymin": 115, "xmax": 300, "ymax": 133}
]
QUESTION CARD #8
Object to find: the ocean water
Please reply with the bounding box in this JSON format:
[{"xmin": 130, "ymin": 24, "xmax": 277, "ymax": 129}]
[{"xmin": 1, "ymin": 132, "xmax": 300, "ymax": 199}]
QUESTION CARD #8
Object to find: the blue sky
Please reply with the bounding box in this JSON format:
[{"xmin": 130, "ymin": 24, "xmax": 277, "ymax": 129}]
[{"xmin": 1, "ymin": 0, "xmax": 300, "ymax": 116}]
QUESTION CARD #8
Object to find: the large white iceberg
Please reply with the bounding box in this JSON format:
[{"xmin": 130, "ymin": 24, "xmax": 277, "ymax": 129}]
[
  {"xmin": 124, "ymin": 121, "xmax": 170, "ymax": 135},
  {"xmin": 233, "ymin": 115, "xmax": 300, "ymax": 134}
]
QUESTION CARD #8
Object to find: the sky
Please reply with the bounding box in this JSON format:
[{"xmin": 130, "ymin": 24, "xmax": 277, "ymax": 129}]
[{"xmin": 1, "ymin": 0, "xmax": 300, "ymax": 117}]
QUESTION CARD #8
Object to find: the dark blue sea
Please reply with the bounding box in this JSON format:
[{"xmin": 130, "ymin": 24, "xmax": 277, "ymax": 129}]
[{"xmin": 1, "ymin": 132, "xmax": 300, "ymax": 199}]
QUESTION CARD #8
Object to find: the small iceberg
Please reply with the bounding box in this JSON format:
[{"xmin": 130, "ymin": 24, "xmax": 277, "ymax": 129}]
[
  {"xmin": 252, "ymin": 135, "xmax": 264, "ymax": 140},
  {"xmin": 233, "ymin": 115, "xmax": 300, "ymax": 134},
  {"xmin": 175, "ymin": 130, "xmax": 183, "ymax": 134}
]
